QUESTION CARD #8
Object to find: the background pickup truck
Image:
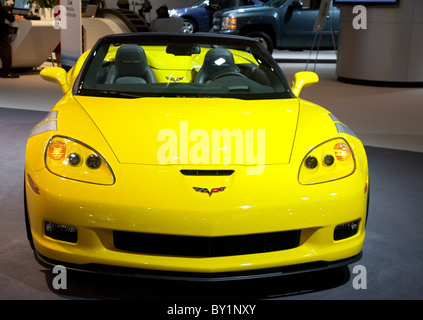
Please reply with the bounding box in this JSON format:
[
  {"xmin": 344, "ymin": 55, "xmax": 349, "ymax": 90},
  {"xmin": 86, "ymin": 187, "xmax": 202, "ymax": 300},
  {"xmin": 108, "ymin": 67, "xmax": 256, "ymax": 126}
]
[
  {"xmin": 169, "ymin": 0, "xmax": 263, "ymax": 33},
  {"xmin": 213, "ymin": 0, "xmax": 340, "ymax": 53}
]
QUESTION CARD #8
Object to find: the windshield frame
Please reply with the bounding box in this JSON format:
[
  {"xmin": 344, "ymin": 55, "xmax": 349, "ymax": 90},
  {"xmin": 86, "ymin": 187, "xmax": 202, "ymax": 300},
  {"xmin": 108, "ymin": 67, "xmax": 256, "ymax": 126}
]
[{"xmin": 74, "ymin": 32, "xmax": 294, "ymax": 100}]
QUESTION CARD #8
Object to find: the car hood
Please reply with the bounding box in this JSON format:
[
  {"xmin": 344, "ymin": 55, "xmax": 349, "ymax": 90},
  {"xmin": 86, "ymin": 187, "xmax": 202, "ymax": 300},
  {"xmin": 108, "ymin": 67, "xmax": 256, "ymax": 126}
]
[
  {"xmin": 219, "ymin": 4, "xmax": 269, "ymax": 16},
  {"xmin": 74, "ymin": 96, "xmax": 299, "ymax": 166},
  {"xmin": 170, "ymin": 3, "xmax": 204, "ymax": 14}
]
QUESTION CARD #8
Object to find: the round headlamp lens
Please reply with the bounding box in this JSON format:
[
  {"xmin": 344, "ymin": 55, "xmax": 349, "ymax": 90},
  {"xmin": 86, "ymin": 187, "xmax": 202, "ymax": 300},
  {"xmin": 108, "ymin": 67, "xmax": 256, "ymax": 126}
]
[
  {"xmin": 323, "ymin": 154, "xmax": 335, "ymax": 166},
  {"xmin": 68, "ymin": 153, "xmax": 81, "ymax": 166},
  {"xmin": 86, "ymin": 154, "xmax": 101, "ymax": 169},
  {"xmin": 305, "ymin": 156, "xmax": 318, "ymax": 169}
]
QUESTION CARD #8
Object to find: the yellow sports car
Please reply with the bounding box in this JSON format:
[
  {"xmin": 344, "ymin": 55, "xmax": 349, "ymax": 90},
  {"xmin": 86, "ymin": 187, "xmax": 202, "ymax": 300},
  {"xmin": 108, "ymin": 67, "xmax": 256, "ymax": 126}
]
[{"xmin": 24, "ymin": 33, "xmax": 369, "ymax": 281}]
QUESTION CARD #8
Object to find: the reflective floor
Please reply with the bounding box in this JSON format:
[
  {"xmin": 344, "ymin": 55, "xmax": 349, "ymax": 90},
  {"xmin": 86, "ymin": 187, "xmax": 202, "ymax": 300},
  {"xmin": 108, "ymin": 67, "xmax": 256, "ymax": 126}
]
[{"xmin": 0, "ymin": 52, "xmax": 422, "ymax": 300}]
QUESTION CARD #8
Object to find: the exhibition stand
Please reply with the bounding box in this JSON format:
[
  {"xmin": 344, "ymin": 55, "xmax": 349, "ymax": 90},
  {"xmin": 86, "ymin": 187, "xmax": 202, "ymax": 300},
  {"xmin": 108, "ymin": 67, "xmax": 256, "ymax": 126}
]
[
  {"xmin": 81, "ymin": 16, "xmax": 130, "ymax": 52},
  {"xmin": 1, "ymin": 3, "xmax": 184, "ymax": 70},
  {"xmin": 0, "ymin": 19, "xmax": 60, "ymax": 69},
  {"xmin": 336, "ymin": 0, "xmax": 423, "ymax": 85}
]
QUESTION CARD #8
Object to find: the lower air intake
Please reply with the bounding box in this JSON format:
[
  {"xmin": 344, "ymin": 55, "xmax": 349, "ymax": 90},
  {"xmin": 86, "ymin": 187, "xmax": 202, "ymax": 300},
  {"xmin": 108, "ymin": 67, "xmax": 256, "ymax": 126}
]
[{"xmin": 113, "ymin": 230, "xmax": 301, "ymax": 257}]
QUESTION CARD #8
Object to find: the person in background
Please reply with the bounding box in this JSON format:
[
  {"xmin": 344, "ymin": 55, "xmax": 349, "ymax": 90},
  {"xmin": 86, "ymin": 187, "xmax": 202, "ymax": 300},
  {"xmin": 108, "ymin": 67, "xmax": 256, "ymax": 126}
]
[
  {"xmin": 156, "ymin": 4, "xmax": 169, "ymax": 18},
  {"xmin": 116, "ymin": 0, "xmax": 129, "ymax": 9},
  {"xmin": 53, "ymin": 4, "xmax": 61, "ymax": 67},
  {"xmin": 0, "ymin": 1, "xmax": 23, "ymax": 78},
  {"xmin": 138, "ymin": 0, "xmax": 152, "ymax": 20}
]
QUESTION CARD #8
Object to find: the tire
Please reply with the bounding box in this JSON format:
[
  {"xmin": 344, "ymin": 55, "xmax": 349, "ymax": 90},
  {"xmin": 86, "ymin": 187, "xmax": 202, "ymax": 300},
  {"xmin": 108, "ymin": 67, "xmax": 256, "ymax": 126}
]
[
  {"xmin": 181, "ymin": 18, "xmax": 196, "ymax": 33},
  {"xmin": 24, "ymin": 179, "xmax": 35, "ymax": 251},
  {"xmin": 246, "ymin": 31, "xmax": 274, "ymax": 54}
]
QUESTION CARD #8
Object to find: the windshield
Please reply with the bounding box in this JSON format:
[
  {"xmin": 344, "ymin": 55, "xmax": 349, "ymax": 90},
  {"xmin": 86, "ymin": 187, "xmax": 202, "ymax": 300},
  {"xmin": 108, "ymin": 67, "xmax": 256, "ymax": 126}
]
[
  {"xmin": 265, "ymin": 0, "xmax": 288, "ymax": 7},
  {"xmin": 75, "ymin": 34, "xmax": 291, "ymax": 100},
  {"xmin": 193, "ymin": 0, "xmax": 208, "ymax": 6}
]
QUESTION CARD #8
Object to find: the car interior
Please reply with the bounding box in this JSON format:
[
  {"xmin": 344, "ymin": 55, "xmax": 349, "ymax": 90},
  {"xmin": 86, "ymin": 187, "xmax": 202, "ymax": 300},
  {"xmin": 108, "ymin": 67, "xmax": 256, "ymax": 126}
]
[{"xmin": 81, "ymin": 41, "xmax": 290, "ymax": 99}]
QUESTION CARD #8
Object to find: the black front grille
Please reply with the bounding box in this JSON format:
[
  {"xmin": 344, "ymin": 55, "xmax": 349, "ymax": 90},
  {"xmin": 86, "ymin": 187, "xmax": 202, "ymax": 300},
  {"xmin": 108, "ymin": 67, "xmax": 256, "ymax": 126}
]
[
  {"xmin": 113, "ymin": 230, "xmax": 301, "ymax": 257},
  {"xmin": 180, "ymin": 170, "xmax": 234, "ymax": 176}
]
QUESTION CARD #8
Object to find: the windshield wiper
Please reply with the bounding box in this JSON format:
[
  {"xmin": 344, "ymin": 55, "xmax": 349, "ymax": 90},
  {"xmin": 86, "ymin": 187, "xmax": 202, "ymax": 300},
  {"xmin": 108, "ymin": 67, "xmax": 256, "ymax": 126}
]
[{"xmin": 78, "ymin": 90, "xmax": 142, "ymax": 99}]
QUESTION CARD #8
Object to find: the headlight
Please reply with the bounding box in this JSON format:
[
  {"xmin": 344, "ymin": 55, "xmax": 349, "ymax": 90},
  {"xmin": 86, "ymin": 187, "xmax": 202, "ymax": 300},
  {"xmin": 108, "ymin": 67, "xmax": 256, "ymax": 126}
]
[
  {"xmin": 299, "ymin": 138, "xmax": 355, "ymax": 185},
  {"xmin": 222, "ymin": 16, "xmax": 237, "ymax": 30},
  {"xmin": 45, "ymin": 136, "xmax": 115, "ymax": 185}
]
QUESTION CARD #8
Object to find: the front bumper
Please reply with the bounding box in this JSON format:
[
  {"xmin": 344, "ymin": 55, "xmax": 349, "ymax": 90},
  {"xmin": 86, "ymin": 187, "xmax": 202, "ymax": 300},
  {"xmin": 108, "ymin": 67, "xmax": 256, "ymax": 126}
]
[
  {"xmin": 35, "ymin": 250, "xmax": 362, "ymax": 281},
  {"xmin": 216, "ymin": 29, "xmax": 240, "ymax": 35},
  {"xmin": 25, "ymin": 161, "xmax": 368, "ymax": 279}
]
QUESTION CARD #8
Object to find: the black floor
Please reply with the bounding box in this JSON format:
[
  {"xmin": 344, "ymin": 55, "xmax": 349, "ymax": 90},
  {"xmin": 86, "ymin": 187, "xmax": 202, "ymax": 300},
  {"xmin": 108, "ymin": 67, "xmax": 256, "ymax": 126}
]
[{"xmin": 1, "ymin": 107, "xmax": 422, "ymax": 300}]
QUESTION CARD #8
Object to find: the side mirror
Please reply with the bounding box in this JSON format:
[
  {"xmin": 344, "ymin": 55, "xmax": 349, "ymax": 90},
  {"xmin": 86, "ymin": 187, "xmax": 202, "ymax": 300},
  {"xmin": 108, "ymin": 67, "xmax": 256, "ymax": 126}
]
[
  {"xmin": 291, "ymin": 71, "xmax": 319, "ymax": 96},
  {"xmin": 285, "ymin": 1, "xmax": 303, "ymax": 23},
  {"xmin": 40, "ymin": 67, "xmax": 70, "ymax": 94},
  {"xmin": 289, "ymin": 0, "xmax": 303, "ymax": 10}
]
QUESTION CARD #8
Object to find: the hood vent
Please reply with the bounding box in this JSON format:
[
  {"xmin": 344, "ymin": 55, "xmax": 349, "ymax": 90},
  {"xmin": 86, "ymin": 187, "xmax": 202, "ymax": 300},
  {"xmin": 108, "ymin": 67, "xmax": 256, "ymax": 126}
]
[{"xmin": 180, "ymin": 170, "xmax": 234, "ymax": 176}]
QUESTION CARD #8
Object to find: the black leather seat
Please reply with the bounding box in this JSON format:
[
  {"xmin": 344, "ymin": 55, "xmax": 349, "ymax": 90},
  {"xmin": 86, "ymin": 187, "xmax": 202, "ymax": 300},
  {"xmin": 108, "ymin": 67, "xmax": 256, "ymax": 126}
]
[
  {"xmin": 195, "ymin": 48, "xmax": 240, "ymax": 84},
  {"xmin": 105, "ymin": 45, "xmax": 156, "ymax": 84}
]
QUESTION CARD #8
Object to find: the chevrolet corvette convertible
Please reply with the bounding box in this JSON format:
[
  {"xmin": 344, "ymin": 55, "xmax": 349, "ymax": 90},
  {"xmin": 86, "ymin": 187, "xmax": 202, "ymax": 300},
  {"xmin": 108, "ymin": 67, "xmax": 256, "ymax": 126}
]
[{"xmin": 24, "ymin": 33, "xmax": 369, "ymax": 281}]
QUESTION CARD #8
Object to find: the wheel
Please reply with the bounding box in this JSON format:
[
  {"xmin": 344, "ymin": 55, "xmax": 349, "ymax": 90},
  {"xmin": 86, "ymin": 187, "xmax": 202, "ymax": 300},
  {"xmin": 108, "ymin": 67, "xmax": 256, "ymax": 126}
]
[
  {"xmin": 246, "ymin": 31, "xmax": 274, "ymax": 54},
  {"xmin": 181, "ymin": 18, "xmax": 196, "ymax": 33}
]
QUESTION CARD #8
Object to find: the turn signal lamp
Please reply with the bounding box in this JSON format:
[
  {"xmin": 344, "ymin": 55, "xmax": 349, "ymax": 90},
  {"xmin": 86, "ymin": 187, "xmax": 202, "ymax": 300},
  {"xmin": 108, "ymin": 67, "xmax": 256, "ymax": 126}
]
[
  {"xmin": 334, "ymin": 142, "xmax": 352, "ymax": 161},
  {"xmin": 48, "ymin": 140, "xmax": 66, "ymax": 160},
  {"xmin": 228, "ymin": 17, "xmax": 237, "ymax": 29},
  {"xmin": 222, "ymin": 16, "xmax": 237, "ymax": 30}
]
